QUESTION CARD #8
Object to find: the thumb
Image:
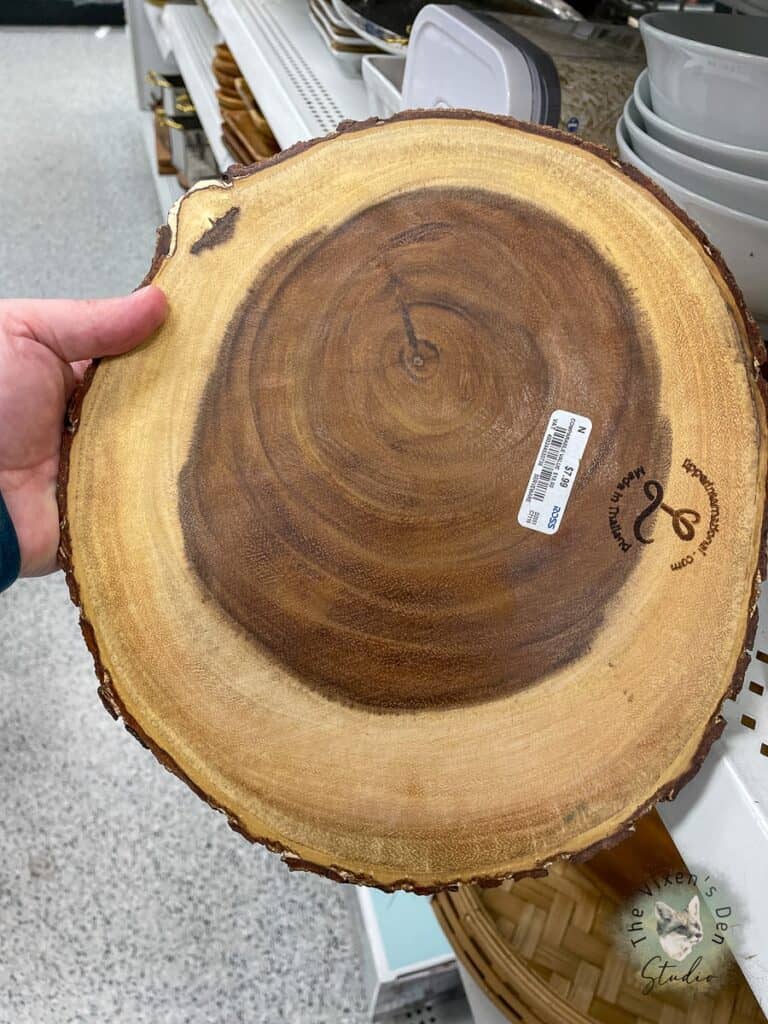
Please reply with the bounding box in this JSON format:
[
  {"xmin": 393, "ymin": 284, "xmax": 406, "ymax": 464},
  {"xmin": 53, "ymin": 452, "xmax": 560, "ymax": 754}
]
[{"xmin": 1, "ymin": 286, "xmax": 168, "ymax": 363}]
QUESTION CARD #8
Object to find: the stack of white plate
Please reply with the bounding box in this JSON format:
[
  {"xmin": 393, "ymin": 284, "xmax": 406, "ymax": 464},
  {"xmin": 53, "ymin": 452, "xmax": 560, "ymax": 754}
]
[
  {"xmin": 615, "ymin": 13, "xmax": 768, "ymax": 326},
  {"xmin": 308, "ymin": 0, "xmax": 380, "ymax": 76}
]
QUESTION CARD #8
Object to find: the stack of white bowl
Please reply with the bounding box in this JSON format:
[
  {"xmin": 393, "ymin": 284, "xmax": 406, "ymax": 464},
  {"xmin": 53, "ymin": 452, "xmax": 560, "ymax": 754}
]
[{"xmin": 615, "ymin": 13, "xmax": 768, "ymax": 328}]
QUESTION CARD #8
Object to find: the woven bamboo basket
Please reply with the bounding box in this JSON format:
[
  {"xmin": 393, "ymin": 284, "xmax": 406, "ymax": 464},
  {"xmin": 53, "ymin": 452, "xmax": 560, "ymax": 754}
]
[{"xmin": 433, "ymin": 813, "xmax": 765, "ymax": 1024}]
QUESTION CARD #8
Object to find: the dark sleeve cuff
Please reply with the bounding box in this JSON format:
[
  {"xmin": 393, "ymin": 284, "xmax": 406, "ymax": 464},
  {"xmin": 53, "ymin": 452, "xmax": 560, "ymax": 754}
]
[{"xmin": 0, "ymin": 490, "xmax": 21, "ymax": 593}]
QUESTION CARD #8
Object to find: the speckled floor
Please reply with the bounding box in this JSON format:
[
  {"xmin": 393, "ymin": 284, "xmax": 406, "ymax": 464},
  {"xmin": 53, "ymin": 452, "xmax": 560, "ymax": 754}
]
[{"xmin": 0, "ymin": 26, "xmax": 368, "ymax": 1024}]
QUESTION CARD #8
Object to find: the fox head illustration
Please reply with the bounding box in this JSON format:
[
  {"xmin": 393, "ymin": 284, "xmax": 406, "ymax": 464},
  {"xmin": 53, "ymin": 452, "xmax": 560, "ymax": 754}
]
[{"xmin": 655, "ymin": 895, "xmax": 703, "ymax": 962}]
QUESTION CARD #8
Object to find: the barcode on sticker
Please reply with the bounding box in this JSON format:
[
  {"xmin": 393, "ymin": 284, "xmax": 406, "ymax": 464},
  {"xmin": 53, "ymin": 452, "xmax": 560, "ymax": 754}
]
[
  {"xmin": 530, "ymin": 425, "xmax": 568, "ymax": 502},
  {"xmin": 518, "ymin": 411, "xmax": 592, "ymax": 535}
]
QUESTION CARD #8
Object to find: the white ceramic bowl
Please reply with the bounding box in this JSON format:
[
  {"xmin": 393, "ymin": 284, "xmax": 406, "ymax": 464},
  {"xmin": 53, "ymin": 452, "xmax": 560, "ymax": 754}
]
[
  {"xmin": 616, "ymin": 116, "xmax": 768, "ymax": 322},
  {"xmin": 362, "ymin": 55, "xmax": 404, "ymax": 119},
  {"xmin": 623, "ymin": 95, "xmax": 768, "ymax": 220},
  {"xmin": 640, "ymin": 14, "xmax": 768, "ymax": 149},
  {"xmin": 634, "ymin": 69, "xmax": 768, "ymax": 180}
]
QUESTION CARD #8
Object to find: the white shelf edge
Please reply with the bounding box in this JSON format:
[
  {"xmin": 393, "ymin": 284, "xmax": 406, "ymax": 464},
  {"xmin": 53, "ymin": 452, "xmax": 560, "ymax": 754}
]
[
  {"xmin": 161, "ymin": 4, "xmax": 234, "ymax": 173},
  {"xmin": 659, "ymin": 754, "xmax": 768, "ymax": 1013},
  {"xmin": 125, "ymin": 0, "xmax": 178, "ymax": 109},
  {"xmin": 456, "ymin": 964, "xmax": 506, "ymax": 1024},
  {"xmin": 140, "ymin": 110, "xmax": 185, "ymax": 214},
  {"xmin": 143, "ymin": 0, "xmax": 175, "ymax": 61},
  {"xmin": 208, "ymin": 0, "xmax": 305, "ymax": 149},
  {"xmin": 207, "ymin": 0, "xmax": 369, "ymax": 149},
  {"xmin": 659, "ymin": 593, "xmax": 768, "ymax": 1013}
]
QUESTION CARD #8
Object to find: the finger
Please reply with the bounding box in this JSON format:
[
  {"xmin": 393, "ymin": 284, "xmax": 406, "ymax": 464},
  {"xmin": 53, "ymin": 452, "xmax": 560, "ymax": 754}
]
[
  {"xmin": 63, "ymin": 359, "xmax": 92, "ymax": 402},
  {"xmin": 62, "ymin": 360, "xmax": 77, "ymax": 402},
  {"xmin": 70, "ymin": 359, "xmax": 92, "ymax": 383},
  {"xmin": 1, "ymin": 286, "xmax": 168, "ymax": 363}
]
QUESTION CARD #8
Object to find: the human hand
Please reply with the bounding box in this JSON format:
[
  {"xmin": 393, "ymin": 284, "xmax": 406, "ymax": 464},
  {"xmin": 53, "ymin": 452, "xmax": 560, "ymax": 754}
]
[{"xmin": 0, "ymin": 287, "xmax": 168, "ymax": 578}]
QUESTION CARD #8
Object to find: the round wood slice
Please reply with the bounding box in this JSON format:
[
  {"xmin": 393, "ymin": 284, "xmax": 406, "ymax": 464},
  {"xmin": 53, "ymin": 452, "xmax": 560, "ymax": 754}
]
[{"xmin": 59, "ymin": 111, "xmax": 768, "ymax": 891}]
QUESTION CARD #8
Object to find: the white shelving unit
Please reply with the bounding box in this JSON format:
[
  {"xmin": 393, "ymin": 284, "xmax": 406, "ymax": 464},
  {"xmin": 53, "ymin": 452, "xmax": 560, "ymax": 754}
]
[
  {"xmin": 161, "ymin": 4, "xmax": 235, "ymax": 172},
  {"xmin": 388, "ymin": 994, "xmax": 474, "ymax": 1024},
  {"xmin": 126, "ymin": 0, "xmax": 179, "ymax": 110},
  {"xmin": 127, "ymin": 0, "xmax": 231, "ymax": 214},
  {"xmin": 659, "ymin": 606, "xmax": 768, "ymax": 1009},
  {"xmin": 207, "ymin": 0, "xmax": 369, "ymax": 148},
  {"xmin": 139, "ymin": 109, "xmax": 184, "ymax": 209},
  {"xmin": 144, "ymin": 0, "xmax": 174, "ymax": 61}
]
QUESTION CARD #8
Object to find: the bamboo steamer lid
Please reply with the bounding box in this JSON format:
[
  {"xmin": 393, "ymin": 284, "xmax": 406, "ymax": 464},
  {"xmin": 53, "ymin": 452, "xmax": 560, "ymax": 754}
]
[
  {"xmin": 60, "ymin": 112, "xmax": 768, "ymax": 891},
  {"xmin": 434, "ymin": 812, "xmax": 766, "ymax": 1023}
]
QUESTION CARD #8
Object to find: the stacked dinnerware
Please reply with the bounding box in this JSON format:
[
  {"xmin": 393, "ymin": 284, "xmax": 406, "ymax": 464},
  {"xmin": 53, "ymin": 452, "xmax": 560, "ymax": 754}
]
[
  {"xmin": 308, "ymin": 0, "xmax": 380, "ymax": 76},
  {"xmin": 615, "ymin": 13, "xmax": 768, "ymax": 328}
]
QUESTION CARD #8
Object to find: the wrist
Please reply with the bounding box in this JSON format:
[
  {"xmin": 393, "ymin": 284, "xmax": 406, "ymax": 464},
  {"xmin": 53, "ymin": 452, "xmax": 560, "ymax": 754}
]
[{"xmin": 0, "ymin": 488, "xmax": 21, "ymax": 592}]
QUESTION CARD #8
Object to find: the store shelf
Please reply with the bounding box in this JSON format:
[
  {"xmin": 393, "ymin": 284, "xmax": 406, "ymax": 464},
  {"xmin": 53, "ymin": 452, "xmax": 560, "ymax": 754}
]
[
  {"xmin": 659, "ymin": 592, "xmax": 768, "ymax": 1013},
  {"xmin": 457, "ymin": 965, "xmax": 505, "ymax": 1024},
  {"xmin": 125, "ymin": 0, "xmax": 178, "ymax": 109},
  {"xmin": 207, "ymin": 0, "xmax": 370, "ymax": 148},
  {"xmin": 161, "ymin": 4, "xmax": 234, "ymax": 172},
  {"xmin": 144, "ymin": 0, "xmax": 175, "ymax": 62},
  {"xmin": 140, "ymin": 110, "xmax": 184, "ymax": 213},
  {"xmin": 385, "ymin": 991, "xmax": 474, "ymax": 1024}
]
